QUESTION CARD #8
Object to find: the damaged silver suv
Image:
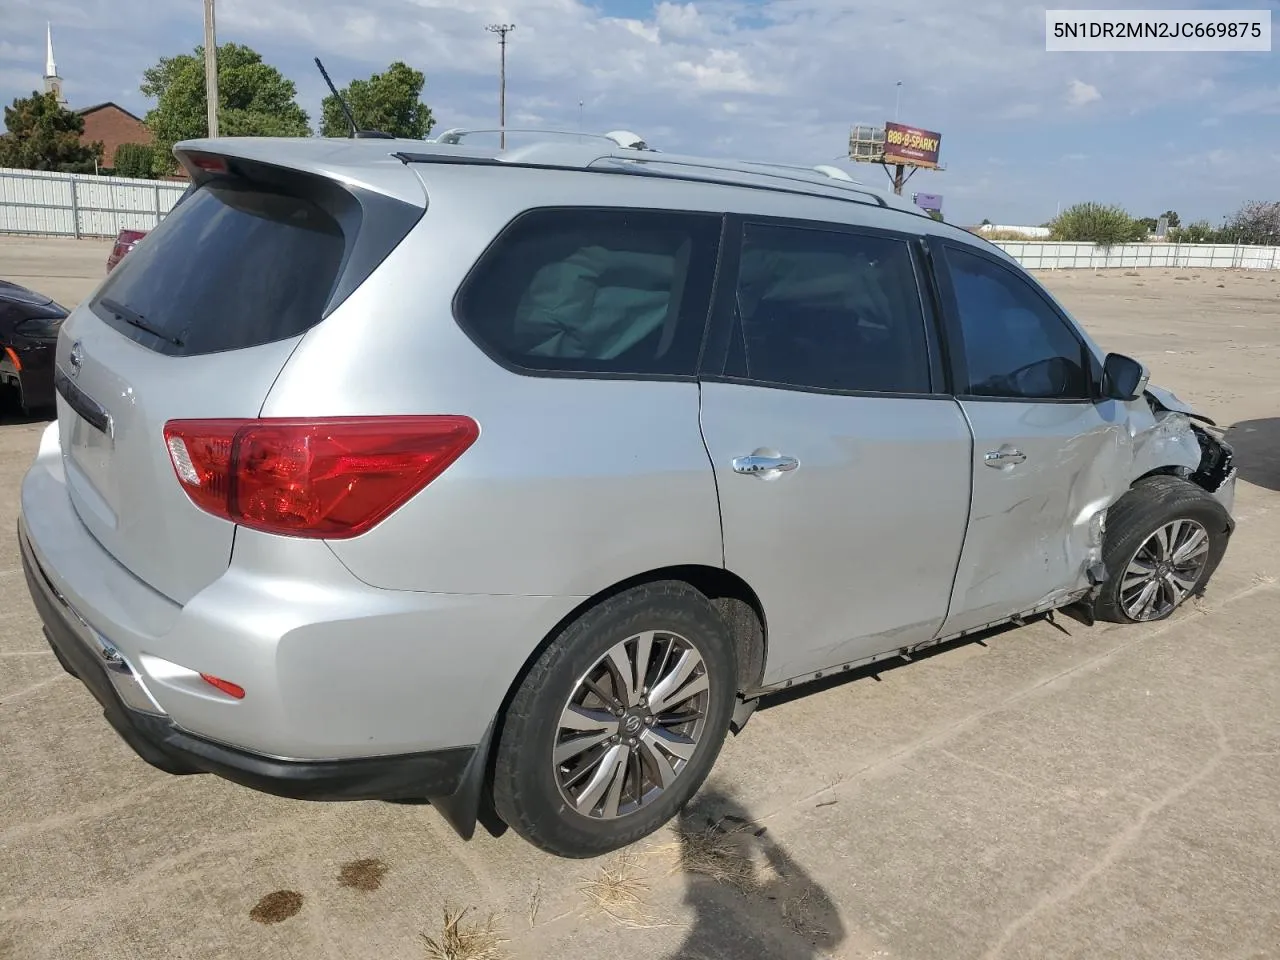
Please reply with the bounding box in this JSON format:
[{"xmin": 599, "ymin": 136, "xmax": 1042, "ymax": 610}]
[{"xmin": 19, "ymin": 132, "xmax": 1235, "ymax": 859}]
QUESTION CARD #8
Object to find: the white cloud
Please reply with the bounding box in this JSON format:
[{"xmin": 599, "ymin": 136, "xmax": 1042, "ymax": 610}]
[{"xmin": 1067, "ymin": 79, "xmax": 1101, "ymax": 106}]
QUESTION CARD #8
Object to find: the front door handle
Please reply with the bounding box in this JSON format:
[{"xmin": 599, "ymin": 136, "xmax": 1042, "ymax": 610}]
[
  {"xmin": 732, "ymin": 454, "xmax": 800, "ymax": 477},
  {"xmin": 984, "ymin": 447, "xmax": 1027, "ymax": 467}
]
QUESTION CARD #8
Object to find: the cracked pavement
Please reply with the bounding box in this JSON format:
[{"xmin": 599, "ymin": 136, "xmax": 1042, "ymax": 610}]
[{"xmin": 1, "ymin": 240, "xmax": 1278, "ymax": 959}]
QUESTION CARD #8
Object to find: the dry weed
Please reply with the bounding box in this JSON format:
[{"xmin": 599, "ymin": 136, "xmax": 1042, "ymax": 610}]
[
  {"xmin": 420, "ymin": 906, "xmax": 507, "ymax": 960},
  {"xmin": 579, "ymin": 851, "xmax": 668, "ymax": 928},
  {"xmin": 656, "ymin": 814, "xmax": 762, "ymax": 892}
]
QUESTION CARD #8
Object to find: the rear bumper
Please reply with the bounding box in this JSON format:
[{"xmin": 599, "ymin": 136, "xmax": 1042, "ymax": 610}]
[{"xmin": 20, "ymin": 518, "xmax": 474, "ymax": 801}]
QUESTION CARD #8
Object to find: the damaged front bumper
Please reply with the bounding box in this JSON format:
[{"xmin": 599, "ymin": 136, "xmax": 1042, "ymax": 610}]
[{"xmin": 1146, "ymin": 385, "xmax": 1237, "ymax": 517}]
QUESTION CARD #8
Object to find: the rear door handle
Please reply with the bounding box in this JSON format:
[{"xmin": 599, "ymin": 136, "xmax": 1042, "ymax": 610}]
[
  {"xmin": 732, "ymin": 454, "xmax": 800, "ymax": 477},
  {"xmin": 984, "ymin": 448, "xmax": 1027, "ymax": 467}
]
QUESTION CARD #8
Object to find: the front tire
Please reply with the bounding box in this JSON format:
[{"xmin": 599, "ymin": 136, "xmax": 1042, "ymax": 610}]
[
  {"xmin": 492, "ymin": 581, "xmax": 737, "ymax": 858},
  {"xmin": 1095, "ymin": 476, "xmax": 1232, "ymax": 624}
]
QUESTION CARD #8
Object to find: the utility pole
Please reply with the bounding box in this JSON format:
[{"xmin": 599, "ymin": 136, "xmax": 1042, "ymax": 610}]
[
  {"xmin": 485, "ymin": 23, "xmax": 515, "ymax": 149},
  {"xmin": 894, "ymin": 80, "xmax": 902, "ymax": 121},
  {"xmin": 203, "ymin": 0, "xmax": 219, "ymax": 137}
]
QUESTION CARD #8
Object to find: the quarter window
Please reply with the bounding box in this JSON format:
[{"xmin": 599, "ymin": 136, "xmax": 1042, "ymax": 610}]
[
  {"xmin": 455, "ymin": 208, "xmax": 721, "ymax": 376},
  {"xmin": 725, "ymin": 223, "xmax": 932, "ymax": 394},
  {"xmin": 943, "ymin": 247, "xmax": 1092, "ymax": 400}
]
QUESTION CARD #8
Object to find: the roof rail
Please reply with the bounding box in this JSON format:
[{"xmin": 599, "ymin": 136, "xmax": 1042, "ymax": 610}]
[
  {"xmin": 739, "ymin": 160, "xmax": 861, "ymax": 184},
  {"xmin": 430, "ymin": 127, "xmax": 654, "ymax": 150},
  {"xmin": 398, "ymin": 134, "xmax": 917, "ymax": 212},
  {"xmin": 589, "ymin": 153, "xmax": 893, "ymax": 208}
]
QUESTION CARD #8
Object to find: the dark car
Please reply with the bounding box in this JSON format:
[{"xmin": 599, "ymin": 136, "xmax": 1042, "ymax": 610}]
[{"xmin": 0, "ymin": 281, "xmax": 67, "ymax": 415}]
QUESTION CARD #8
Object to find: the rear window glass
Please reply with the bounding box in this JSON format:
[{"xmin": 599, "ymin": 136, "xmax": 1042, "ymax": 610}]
[
  {"xmin": 91, "ymin": 181, "xmax": 346, "ymax": 356},
  {"xmin": 455, "ymin": 208, "xmax": 721, "ymax": 377}
]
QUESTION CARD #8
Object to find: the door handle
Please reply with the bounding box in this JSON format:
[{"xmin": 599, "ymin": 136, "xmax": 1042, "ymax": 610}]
[
  {"xmin": 732, "ymin": 454, "xmax": 800, "ymax": 477},
  {"xmin": 984, "ymin": 448, "xmax": 1027, "ymax": 467}
]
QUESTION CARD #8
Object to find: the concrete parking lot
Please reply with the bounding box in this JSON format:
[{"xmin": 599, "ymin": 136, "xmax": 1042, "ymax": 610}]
[{"xmin": 2, "ymin": 236, "xmax": 1279, "ymax": 960}]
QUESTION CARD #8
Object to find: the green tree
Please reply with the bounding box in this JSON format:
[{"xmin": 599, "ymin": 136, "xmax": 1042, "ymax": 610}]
[
  {"xmin": 142, "ymin": 43, "xmax": 310, "ymax": 174},
  {"xmin": 1049, "ymin": 202, "xmax": 1143, "ymax": 245},
  {"xmin": 112, "ymin": 142, "xmax": 155, "ymax": 179},
  {"xmin": 319, "ymin": 61, "xmax": 434, "ymax": 139},
  {"xmin": 1160, "ymin": 209, "xmax": 1181, "ymax": 229},
  {"xmin": 0, "ymin": 91, "xmax": 103, "ymax": 173},
  {"xmin": 1135, "ymin": 216, "xmax": 1158, "ymax": 235},
  {"xmin": 1168, "ymin": 219, "xmax": 1214, "ymax": 243}
]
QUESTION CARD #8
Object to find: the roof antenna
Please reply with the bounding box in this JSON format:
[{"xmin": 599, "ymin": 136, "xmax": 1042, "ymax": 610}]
[{"xmin": 314, "ymin": 57, "xmax": 394, "ymax": 139}]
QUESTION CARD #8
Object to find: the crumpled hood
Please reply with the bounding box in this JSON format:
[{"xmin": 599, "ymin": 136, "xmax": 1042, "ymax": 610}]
[{"xmin": 1145, "ymin": 384, "xmax": 1216, "ymax": 426}]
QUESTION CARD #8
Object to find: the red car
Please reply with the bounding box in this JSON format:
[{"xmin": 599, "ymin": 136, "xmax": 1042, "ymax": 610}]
[
  {"xmin": 106, "ymin": 184, "xmax": 195, "ymax": 272},
  {"xmin": 106, "ymin": 228, "xmax": 148, "ymax": 272}
]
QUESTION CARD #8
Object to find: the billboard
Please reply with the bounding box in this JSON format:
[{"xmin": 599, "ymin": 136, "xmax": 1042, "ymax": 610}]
[
  {"xmin": 883, "ymin": 121, "xmax": 941, "ymax": 169},
  {"xmin": 913, "ymin": 192, "xmax": 943, "ymax": 213}
]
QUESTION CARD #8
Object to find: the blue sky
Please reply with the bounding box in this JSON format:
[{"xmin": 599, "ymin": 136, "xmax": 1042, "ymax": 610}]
[{"xmin": 3, "ymin": 0, "xmax": 1277, "ymax": 226}]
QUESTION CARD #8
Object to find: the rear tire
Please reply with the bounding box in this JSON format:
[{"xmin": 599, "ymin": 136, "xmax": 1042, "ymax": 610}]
[
  {"xmin": 1095, "ymin": 476, "xmax": 1232, "ymax": 624},
  {"xmin": 492, "ymin": 581, "xmax": 737, "ymax": 858}
]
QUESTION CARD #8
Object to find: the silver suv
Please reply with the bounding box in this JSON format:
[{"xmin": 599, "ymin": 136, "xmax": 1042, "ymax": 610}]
[{"xmin": 19, "ymin": 132, "xmax": 1237, "ymax": 858}]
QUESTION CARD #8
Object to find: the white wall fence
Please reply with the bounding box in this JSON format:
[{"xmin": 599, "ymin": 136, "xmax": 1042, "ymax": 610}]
[
  {"xmin": 993, "ymin": 240, "xmax": 1280, "ymax": 271},
  {"xmin": 3, "ymin": 167, "xmax": 1280, "ymax": 273},
  {"xmin": 0, "ymin": 167, "xmax": 188, "ymax": 239},
  {"xmin": 978, "ymin": 224, "xmax": 1052, "ymax": 238}
]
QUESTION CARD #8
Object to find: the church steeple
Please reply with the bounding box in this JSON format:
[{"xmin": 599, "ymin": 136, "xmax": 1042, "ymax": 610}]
[{"xmin": 43, "ymin": 23, "xmax": 66, "ymax": 105}]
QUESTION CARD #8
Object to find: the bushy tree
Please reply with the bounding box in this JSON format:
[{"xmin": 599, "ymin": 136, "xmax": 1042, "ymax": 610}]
[
  {"xmin": 142, "ymin": 43, "xmax": 310, "ymax": 174},
  {"xmin": 1168, "ymin": 220, "xmax": 1215, "ymax": 243},
  {"xmin": 320, "ymin": 61, "xmax": 434, "ymax": 139},
  {"xmin": 1049, "ymin": 202, "xmax": 1145, "ymax": 245},
  {"xmin": 112, "ymin": 142, "xmax": 155, "ymax": 179},
  {"xmin": 0, "ymin": 91, "xmax": 103, "ymax": 173},
  {"xmin": 1219, "ymin": 201, "xmax": 1280, "ymax": 245},
  {"xmin": 1160, "ymin": 209, "xmax": 1181, "ymax": 229}
]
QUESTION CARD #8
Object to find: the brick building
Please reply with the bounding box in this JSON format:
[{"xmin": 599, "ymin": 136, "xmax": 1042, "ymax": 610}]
[
  {"xmin": 41, "ymin": 25, "xmax": 185, "ymax": 178},
  {"xmin": 77, "ymin": 103, "xmax": 152, "ymax": 168}
]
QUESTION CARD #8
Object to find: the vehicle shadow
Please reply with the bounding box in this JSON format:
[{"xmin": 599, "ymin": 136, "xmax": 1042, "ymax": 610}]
[
  {"xmin": 1224, "ymin": 418, "xmax": 1280, "ymax": 492},
  {"xmin": 0, "ymin": 406, "xmax": 53, "ymax": 428},
  {"xmin": 666, "ymin": 789, "xmax": 844, "ymax": 959}
]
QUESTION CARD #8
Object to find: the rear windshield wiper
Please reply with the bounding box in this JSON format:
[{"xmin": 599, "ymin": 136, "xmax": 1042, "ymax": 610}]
[{"xmin": 99, "ymin": 297, "xmax": 185, "ymax": 348}]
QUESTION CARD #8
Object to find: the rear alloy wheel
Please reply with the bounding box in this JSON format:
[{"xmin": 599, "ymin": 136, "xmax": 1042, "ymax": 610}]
[
  {"xmin": 554, "ymin": 630, "xmax": 710, "ymax": 820},
  {"xmin": 493, "ymin": 581, "xmax": 736, "ymax": 858},
  {"xmin": 1095, "ymin": 475, "xmax": 1232, "ymax": 624}
]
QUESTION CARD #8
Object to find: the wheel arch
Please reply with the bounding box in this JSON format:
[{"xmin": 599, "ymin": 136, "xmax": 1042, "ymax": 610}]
[{"xmin": 509, "ymin": 565, "xmax": 769, "ymax": 704}]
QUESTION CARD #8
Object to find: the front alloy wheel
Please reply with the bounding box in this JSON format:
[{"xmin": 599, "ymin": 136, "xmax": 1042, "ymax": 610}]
[{"xmin": 1119, "ymin": 518, "xmax": 1211, "ymax": 621}]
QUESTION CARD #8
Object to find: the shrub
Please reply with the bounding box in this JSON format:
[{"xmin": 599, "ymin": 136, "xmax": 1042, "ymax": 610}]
[
  {"xmin": 112, "ymin": 142, "xmax": 156, "ymax": 179},
  {"xmin": 1049, "ymin": 202, "xmax": 1146, "ymax": 245}
]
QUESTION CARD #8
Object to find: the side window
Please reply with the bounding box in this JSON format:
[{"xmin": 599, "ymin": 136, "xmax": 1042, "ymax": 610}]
[
  {"xmin": 455, "ymin": 208, "xmax": 720, "ymax": 376},
  {"xmin": 944, "ymin": 246, "xmax": 1091, "ymax": 400},
  {"xmin": 727, "ymin": 223, "xmax": 932, "ymax": 394}
]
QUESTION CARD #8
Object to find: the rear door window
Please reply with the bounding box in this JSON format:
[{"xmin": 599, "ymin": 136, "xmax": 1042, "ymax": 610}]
[
  {"xmin": 454, "ymin": 208, "xmax": 722, "ymax": 377},
  {"xmin": 724, "ymin": 222, "xmax": 933, "ymax": 394},
  {"xmin": 90, "ymin": 181, "xmax": 347, "ymax": 356}
]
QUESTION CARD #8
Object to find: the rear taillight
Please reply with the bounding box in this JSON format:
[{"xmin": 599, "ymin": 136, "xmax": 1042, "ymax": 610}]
[{"xmin": 162, "ymin": 417, "xmax": 479, "ymax": 538}]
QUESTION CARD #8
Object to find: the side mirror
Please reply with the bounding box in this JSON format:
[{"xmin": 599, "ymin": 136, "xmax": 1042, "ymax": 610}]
[{"xmin": 1102, "ymin": 353, "xmax": 1149, "ymax": 401}]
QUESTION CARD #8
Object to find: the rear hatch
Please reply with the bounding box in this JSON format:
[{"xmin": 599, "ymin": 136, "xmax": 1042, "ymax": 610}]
[{"xmin": 54, "ymin": 146, "xmax": 424, "ymax": 603}]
